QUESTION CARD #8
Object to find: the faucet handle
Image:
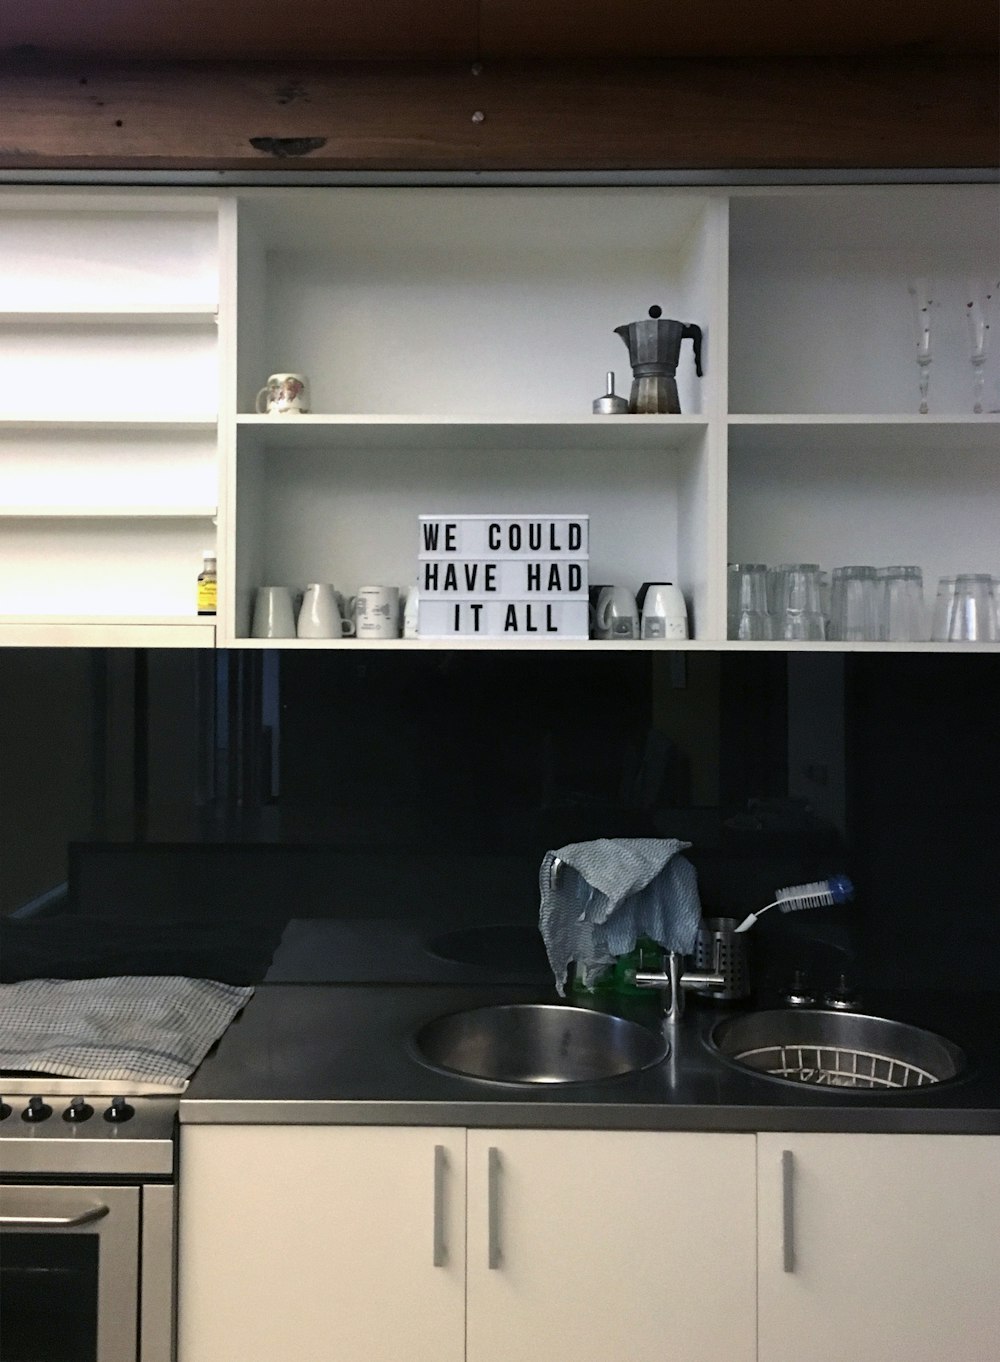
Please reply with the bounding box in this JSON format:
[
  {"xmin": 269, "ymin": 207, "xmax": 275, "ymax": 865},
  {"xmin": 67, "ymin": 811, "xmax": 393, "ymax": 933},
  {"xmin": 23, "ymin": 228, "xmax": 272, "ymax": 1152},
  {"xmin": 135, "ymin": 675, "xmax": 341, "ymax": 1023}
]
[{"xmin": 634, "ymin": 951, "xmax": 727, "ymax": 1026}]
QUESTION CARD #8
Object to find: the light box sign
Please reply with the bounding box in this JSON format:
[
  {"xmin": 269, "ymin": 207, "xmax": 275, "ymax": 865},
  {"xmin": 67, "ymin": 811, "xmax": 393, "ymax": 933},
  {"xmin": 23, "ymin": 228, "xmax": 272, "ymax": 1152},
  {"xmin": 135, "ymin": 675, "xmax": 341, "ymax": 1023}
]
[
  {"xmin": 419, "ymin": 599, "xmax": 591, "ymax": 638},
  {"xmin": 417, "ymin": 514, "xmax": 590, "ymax": 639},
  {"xmin": 419, "ymin": 515, "xmax": 589, "ymax": 560},
  {"xmin": 420, "ymin": 559, "xmax": 586, "ymax": 598}
]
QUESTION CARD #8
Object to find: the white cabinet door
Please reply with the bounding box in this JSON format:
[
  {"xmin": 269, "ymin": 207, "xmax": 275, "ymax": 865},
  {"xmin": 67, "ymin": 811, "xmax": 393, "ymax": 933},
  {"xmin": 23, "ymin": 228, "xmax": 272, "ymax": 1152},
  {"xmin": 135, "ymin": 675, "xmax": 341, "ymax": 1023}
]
[
  {"xmin": 177, "ymin": 1126, "xmax": 466, "ymax": 1362},
  {"xmin": 466, "ymin": 1128, "xmax": 756, "ymax": 1362},
  {"xmin": 758, "ymin": 1132, "xmax": 1000, "ymax": 1362}
]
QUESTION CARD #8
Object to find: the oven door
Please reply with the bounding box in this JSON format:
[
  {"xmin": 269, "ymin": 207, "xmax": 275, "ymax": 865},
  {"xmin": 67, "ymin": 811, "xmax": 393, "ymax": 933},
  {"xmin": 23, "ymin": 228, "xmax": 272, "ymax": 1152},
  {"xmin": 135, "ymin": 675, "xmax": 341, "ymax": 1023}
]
[{"xmin": 0, "ymin": 1185, "xmax": 139, "ymax": 1362}]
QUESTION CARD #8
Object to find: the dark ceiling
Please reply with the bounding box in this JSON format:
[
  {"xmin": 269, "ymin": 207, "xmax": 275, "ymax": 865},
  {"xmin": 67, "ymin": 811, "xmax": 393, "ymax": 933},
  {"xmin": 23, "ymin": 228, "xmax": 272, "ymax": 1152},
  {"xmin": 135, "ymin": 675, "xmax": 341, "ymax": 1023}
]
[{"xmin": 2, "ymin": 0, "xmax": 996, "ymax": 61}]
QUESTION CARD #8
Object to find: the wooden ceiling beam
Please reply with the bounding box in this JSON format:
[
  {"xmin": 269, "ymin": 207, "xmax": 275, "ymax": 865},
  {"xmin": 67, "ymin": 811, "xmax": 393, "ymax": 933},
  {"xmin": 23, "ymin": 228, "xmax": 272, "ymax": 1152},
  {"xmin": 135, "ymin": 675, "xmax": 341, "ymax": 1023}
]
[
  {"xmin": 2, "ymin": 0, "xmax": 995, "ymax": 61},
  {"xmin": 0, "ymin": 55, "xmax": 996, "ymax": 171}
]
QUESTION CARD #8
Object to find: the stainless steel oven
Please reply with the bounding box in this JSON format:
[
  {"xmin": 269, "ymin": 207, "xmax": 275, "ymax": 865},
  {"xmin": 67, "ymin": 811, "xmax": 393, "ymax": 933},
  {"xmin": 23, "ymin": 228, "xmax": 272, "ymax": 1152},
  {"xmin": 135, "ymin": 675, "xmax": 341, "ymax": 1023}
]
[{"xmin": 1, "ymin": 1078, "xmax": 178, "ymax": 1362}]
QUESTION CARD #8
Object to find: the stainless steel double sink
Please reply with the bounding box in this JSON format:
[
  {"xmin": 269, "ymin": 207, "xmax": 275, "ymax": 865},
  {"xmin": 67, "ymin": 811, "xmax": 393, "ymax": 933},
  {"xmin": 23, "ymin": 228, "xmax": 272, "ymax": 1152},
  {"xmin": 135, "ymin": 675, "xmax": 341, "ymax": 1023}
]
[
  {"xmin": 411, "ymin": 1000, "xmax": 966, "ymax": 1092},
  {"xmin": 415, "ymin": 920, "xmax": 966, "ymax": 1092}
]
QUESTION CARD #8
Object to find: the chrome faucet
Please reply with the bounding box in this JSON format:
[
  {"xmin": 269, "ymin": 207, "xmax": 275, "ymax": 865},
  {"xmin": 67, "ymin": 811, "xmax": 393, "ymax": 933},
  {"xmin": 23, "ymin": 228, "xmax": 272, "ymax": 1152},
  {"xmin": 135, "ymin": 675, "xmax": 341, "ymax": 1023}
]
[{"xmin": 634, "ymin": 951, "xmax": 726, "ymax": 1026}]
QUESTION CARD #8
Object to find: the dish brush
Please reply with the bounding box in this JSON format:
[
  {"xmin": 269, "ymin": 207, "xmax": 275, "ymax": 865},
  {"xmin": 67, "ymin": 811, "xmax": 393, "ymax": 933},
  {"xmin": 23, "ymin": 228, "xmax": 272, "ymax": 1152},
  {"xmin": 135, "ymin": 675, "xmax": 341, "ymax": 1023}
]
[{"xmin": 733, "ymin": 875, "xmax": 854, "ymax": 933}]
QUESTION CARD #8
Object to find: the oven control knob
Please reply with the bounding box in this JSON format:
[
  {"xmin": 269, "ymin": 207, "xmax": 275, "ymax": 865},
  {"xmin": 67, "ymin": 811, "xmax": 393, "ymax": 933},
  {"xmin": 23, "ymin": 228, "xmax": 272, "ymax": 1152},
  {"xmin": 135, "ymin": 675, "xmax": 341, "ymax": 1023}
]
[
  {"xmin": 22, "ymin": 1096, "xmax": 53, "ymax": 1123},
  {"xmin": 63, "ymin": 1098, "xmax": 95, "ymax": 1123},
  {"xmin": 0, "ymin": 1099, "xmax": 11, "ymax": 1120},
  {"xmin": 104, "ymin": 1097, "xmax": 135, "ymax": 1124}
]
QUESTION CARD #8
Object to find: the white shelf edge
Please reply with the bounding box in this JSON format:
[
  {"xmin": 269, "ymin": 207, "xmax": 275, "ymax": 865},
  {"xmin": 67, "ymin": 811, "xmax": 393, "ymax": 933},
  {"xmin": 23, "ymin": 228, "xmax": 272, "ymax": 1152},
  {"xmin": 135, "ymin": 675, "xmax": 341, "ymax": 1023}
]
[
  {"xmin": 716, "ymin": 640, "xmax": 1000, "ymax": 652},
  {"xmin": 0, "ymin": 505, "xmax": 218, "ymax": 519},
  {"xmin": 0, "ymin": 305, "xmax": 219, "ymax": 325},
  {"xmin": 235, "ymin": 414, "xmax": 1000, "ymax": 430},
  {"xmin": 225, "ymin": 637, "xmax": 1000, "ymax": 653},
  {"xmin": 231, "ymin": 637, "xmax": 694, "ymax": 651},
  {"xmin": 0, "ymin": 619, "xmax": 216, "ymax": 648},
  {"xmin": 0, "ymin": 416, "xmax": 218, "ymax": 430},
  {"xmin": 728, "ymin": 413, "xmax": 1000, "ymax": 425},
  {"xmin": 235, "ymin": 413, "xmax": 710, "ymax": 427},
  {"xmin": 0, "ymin": 615, "xmax": 216, "ymax": 626},
  {"xmin": 233, "ymin": 412, "xmax": 709, "ymax": 452}
]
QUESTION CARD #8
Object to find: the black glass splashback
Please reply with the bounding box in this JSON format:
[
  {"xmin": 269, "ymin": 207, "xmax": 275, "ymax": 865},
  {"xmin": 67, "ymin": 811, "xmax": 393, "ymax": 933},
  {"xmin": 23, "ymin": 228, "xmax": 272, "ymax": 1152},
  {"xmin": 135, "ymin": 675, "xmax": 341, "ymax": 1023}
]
[{"xmin": 1, "ymin": 648, "xmax": 998, "ymax": 992}]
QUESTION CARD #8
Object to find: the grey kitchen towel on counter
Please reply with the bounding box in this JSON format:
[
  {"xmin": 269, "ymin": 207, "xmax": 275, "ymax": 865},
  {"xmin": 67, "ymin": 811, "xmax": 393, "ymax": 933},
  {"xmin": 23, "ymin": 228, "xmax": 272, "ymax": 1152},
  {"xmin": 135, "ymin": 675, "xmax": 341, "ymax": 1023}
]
[
  {"xmin": 0, "ymin": 976, "xmax": 254, "ymax": 1090},
  {"xmin": 539, "ymin": 838, "xmax": 702, "ymax": 995}
]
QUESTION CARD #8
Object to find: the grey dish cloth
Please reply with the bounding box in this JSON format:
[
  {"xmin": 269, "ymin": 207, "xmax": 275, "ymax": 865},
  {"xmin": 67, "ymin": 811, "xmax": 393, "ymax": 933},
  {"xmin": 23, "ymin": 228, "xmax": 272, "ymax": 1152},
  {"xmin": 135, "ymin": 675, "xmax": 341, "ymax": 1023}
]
[
  {"xmin": 538, "ymin": 837, "xmax": 702, "ymax": 995},
  {"xmin": 0, "ymin": 975, "xmax": 254, "ymax": 1090}
]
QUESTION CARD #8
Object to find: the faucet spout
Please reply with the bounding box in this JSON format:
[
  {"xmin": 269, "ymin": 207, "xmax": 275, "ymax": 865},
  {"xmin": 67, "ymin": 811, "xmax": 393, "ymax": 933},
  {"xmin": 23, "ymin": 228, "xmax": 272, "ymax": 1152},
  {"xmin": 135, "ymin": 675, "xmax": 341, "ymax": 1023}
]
[{"xmin": 634, "ymin": 951, "xmax": 725, "ymax": 1026}]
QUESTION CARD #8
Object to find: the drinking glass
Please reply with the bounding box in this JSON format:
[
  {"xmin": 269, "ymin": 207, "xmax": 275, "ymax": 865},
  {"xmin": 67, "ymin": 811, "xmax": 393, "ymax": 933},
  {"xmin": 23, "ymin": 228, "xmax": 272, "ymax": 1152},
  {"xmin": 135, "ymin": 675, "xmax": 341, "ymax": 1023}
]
[
  {"xmin": 829, "ymin": 566, "xmax": 879, "ymax": 641},
  {"xmin": 947, "ymin": 574, "xmax": 997, "ymax": 641},
  {"xmin": 776, "ymin": 564, "xmax": 826, "ymax": 641},
  {"xmin": 907, "ymin": 278, "xmax": 936, "ymax": 414},
  {"xmin": 727, "ymin": 563, "xmax": 773, "ymax": 640},
  {"xmin": 964, "ymin": 277, "xmax": 997, "ymax": 414},
  {"xmin": 930, "ymin": 577, "xmax": 957, "ymax": 641},
  {"xmin": 877, "ymin": 566, "xmax": 926, "ymax": 641}
]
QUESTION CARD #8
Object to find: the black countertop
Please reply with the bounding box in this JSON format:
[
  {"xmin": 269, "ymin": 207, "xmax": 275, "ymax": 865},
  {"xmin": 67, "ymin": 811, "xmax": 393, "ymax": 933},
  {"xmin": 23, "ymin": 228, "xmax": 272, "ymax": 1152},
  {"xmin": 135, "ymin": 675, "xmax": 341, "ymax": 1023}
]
[{"xmin": 180, "ymin": 970, "xmax": 1000, "ymax": 1134}]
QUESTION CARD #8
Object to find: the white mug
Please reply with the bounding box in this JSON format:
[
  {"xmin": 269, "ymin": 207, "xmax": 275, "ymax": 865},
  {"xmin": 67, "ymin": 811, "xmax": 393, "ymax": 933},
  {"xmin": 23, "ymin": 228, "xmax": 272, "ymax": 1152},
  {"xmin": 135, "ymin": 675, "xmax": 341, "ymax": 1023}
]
[
  {"xmin": 297, "ymin": 583, "xmax": 356, "ymax": 639},
  {"xmin": 255, "ymin": 373, "xmax": 310, "ymax": 416},
  {"xmin": 595, "ymin": 586, "xmax": 639, "ymax": 640},
  {"xmin": 252, "ymin": 585, "xmax": 296, "ymax": 639},
  {"xmin": 641, "ymin": 582, "xmax": 689, "ymax": 639},
  {"xmin": 355, "ymin": 585, "xmax": 400, "ymax": 639},
  {"xmin": 402, "ymin": 586, "xmax": 420, "ymax": 639}
]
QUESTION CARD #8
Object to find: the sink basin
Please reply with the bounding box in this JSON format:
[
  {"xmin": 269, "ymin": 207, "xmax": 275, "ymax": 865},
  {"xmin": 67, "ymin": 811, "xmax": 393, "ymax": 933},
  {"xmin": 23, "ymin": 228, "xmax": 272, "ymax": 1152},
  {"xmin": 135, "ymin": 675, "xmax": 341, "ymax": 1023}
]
[
  {"xmin": 412, "ymin": 1003, "xmax": 668, "ymax": 1084},
  {"xmin": 709, "ymin": 1009, "xmax": 965, "ymax": 1092},
  {"xmin": 424, "ymin": 923, "xmax": 550, "ymax": 974}
]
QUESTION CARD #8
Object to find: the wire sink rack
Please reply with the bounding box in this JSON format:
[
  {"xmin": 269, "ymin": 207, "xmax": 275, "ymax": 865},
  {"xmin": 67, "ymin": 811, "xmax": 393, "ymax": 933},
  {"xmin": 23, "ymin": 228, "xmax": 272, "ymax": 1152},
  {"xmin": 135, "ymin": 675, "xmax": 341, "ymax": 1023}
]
[{"xmin": 731, "ymin": 1043, "xmax": 939, "ymax": 1089}]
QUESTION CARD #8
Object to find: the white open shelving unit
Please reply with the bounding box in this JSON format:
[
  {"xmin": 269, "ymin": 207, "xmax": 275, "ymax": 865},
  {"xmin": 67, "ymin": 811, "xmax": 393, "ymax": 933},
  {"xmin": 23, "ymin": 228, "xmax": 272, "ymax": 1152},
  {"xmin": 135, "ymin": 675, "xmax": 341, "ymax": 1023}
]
[
  {"xmin": 0, "ymin": 191, "xmax": 222, "ymax": 647},
  {"xmin": 1, "ymin": 182, "xmax": 997, "ymax": 650}
]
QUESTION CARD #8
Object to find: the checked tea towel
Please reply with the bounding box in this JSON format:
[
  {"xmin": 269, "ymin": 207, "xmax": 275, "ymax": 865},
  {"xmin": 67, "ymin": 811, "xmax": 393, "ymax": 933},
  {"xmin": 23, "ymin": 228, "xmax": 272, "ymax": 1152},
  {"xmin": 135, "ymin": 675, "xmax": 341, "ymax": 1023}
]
[{"xmin": 0, "ymin": 975, "xmax": 254, "ymax": 1091}]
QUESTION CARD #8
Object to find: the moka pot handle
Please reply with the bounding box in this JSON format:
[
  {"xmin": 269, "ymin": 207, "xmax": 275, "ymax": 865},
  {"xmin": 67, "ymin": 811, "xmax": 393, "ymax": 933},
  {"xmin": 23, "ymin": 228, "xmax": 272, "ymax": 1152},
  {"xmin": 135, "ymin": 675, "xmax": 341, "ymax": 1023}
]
[{"xmin": 682, "ymin": 323, "xmax": 704, "ymax": 377}]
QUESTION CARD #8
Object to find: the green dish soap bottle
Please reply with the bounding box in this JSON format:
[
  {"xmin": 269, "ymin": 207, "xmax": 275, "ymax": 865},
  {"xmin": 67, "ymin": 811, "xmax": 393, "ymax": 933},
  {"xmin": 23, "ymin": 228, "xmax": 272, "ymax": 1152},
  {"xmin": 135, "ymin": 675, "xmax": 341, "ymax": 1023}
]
[{"xmin": 569, "ymin": 937, "xmax": 665, "ymax": 998}]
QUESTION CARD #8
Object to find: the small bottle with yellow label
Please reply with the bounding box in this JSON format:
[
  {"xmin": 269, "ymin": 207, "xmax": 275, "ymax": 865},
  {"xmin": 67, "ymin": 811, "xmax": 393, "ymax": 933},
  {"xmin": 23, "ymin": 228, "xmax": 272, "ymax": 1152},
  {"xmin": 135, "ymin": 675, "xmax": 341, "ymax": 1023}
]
[{"xmin": 197, "ymin": 551, "xmax": 217, "ymax": 616}]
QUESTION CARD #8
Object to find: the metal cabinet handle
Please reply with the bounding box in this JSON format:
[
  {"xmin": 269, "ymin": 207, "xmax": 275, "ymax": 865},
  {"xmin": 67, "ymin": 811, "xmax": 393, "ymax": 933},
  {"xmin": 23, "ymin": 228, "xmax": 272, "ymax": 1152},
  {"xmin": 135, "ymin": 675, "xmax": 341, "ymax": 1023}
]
[
  {"xmin": 432, "ymin": 1144, "xmax": 447, "ymax": 1267},
  {"xmin": 487, "ymin": 1146, "xmax": 502, "ymax": 1269},
  {"xmin": 781, "ymin": 1149, "xmax": 795, "ymax": 1273},
  {"xmin": 1, "ymin": 1204, "xmax": 110, "ymax": 1229}
]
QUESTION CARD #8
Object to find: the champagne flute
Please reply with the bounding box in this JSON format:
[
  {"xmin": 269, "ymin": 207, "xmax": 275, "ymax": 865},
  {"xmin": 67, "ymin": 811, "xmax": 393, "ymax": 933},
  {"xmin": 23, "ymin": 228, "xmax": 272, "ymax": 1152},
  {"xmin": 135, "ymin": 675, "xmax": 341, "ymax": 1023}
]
[
  {"xmin": 907, "ymin": 277, "xmax": 936, "ymax": 415},
  {"xmin": 964, "ymin": 277, "xmax": 997, "ymax": 414}
]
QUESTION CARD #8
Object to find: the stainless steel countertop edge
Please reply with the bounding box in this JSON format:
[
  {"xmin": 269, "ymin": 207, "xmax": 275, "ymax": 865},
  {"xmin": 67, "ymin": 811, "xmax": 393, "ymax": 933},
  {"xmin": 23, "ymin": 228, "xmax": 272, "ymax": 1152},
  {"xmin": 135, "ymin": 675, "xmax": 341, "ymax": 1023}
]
[{"xmin": 177, "ymin": 1096, "xmax": 1000, "ymax": 1134}]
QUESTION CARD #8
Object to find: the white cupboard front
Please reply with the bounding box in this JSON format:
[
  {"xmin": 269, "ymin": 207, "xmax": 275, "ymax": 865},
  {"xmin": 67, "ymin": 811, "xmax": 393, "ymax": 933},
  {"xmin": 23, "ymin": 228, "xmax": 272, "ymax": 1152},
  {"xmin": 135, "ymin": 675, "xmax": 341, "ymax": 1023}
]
[
  {"xmin": 178, "ymin": 1124, "xmax": 757, "ymax": 1362},
  {"xmin": 465, "ymin": 1127, "xmax": 756, "ymax": 1362},
  {"xmin": 757, "ymin": 1132, "xmax": 1000, "ymax": 1362},
  {"xmin": 177, "ymin": 1125, "xmax": 467, "ymax": 1362}
]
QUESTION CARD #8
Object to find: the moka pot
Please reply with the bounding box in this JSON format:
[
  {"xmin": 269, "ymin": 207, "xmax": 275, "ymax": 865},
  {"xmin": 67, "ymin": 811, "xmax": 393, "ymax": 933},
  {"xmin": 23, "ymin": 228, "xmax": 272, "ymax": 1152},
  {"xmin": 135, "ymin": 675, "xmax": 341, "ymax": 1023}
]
[{"xmin": 615, "ymin": 305, "xmax": 703, "ymax": 414}]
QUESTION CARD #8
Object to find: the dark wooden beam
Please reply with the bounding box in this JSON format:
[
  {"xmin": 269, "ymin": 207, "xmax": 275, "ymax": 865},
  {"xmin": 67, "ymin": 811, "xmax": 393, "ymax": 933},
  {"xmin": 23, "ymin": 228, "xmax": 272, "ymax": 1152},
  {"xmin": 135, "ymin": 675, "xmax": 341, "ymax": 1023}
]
[
  {"xmin": 0, "ymin": 56, "xmax": 996, "ymax": 172},
  {"xmin": 2, "ymin": 0, "xmax": 994, "ymax": 61}
]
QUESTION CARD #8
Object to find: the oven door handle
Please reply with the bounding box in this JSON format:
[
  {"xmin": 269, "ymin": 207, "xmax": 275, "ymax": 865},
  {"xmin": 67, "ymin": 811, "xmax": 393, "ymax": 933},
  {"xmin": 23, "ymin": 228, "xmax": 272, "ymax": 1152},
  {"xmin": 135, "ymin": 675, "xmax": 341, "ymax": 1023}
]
[{"xmin": 1, "ymin": 1204, "xmax": 110, "ymax": 1228}]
